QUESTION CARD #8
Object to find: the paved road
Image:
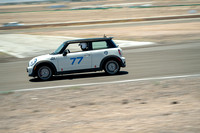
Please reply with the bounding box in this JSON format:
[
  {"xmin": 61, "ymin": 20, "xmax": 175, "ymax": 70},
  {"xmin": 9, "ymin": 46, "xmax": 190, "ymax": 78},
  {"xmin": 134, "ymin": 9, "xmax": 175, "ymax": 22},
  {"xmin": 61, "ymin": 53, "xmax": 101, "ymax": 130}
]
[
  {"xmin": 0, "ymin": 42, "xmax": 200, "ymax": 92},
  {"xmin": 1, "ymin": 18, "xmax": 200, "ymax": 92}
]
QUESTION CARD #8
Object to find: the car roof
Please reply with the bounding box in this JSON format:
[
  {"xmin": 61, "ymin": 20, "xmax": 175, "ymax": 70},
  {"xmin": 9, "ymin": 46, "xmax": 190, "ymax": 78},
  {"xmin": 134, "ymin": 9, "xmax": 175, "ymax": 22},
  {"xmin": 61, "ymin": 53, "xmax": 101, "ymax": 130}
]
[{"xmin": 64, "ymin": 37, "xmax": 113, "ymax": 44}]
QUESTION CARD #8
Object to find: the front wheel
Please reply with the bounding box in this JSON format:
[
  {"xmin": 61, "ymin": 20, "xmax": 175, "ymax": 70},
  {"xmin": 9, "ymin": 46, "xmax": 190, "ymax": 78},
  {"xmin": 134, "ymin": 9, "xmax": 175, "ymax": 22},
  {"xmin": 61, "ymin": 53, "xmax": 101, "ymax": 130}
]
[
  {"xmin": 104, "ymin": 60, "xmax": 120, "ymax": 75},
  {"xmin": 37, "ymin": 66, "xmax": 52, "ymax": 81}
]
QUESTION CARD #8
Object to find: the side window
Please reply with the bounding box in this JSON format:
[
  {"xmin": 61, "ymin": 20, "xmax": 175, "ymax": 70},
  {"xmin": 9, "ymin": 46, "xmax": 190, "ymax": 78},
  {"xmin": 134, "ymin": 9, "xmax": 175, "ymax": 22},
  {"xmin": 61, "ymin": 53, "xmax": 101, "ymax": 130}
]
[
  {"xmin": 66, "ymin": 43, "xmax": 89, "ymax": 53},
  {"xmin": 92, "ymin": 41, "xmax": 108, "ymax": 50},
  {"xmin": 66, "ymin": 43, "xmax": 82, "ymax": 53}
]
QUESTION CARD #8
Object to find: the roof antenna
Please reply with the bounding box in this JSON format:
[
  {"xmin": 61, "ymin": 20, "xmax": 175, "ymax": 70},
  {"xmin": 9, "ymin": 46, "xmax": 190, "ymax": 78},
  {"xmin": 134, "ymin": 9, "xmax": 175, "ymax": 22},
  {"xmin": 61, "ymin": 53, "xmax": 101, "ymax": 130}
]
[{"xmin": 104, "ymin": 34, "xmax": 107, "ymax": 38}]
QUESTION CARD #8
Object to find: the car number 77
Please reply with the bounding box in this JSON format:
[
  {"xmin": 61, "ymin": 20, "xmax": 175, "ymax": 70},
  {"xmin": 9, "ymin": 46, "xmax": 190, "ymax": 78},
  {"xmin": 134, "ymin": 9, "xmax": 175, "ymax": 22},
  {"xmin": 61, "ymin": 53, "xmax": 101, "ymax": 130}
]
[{"xmin": 70, "ymin": 57, "xmax": 83, "ymax": 65}]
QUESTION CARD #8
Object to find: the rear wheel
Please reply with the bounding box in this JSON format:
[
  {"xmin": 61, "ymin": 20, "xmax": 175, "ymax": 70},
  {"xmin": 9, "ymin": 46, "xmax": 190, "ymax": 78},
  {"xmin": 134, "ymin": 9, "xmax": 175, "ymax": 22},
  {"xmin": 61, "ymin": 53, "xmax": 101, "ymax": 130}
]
[
  {"xmin": 37, "ymin": 66, "xmax": 52, "ymax": 81},
  {"xmin": 104, "ymin": 60, "xmax": 120, "ymax": 75}
]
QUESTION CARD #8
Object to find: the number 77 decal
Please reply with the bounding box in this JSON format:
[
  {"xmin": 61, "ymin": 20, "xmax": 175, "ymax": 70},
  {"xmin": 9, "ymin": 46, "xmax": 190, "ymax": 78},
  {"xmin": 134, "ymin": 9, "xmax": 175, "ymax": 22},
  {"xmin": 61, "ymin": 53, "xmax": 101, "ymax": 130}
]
[
  {"xmin": 70, "ymin": 57, "xmax": 83, "ymax": 65},
  {"xmin": 77, "ymin": 57, "xmax": 83, "ymax": 64}
]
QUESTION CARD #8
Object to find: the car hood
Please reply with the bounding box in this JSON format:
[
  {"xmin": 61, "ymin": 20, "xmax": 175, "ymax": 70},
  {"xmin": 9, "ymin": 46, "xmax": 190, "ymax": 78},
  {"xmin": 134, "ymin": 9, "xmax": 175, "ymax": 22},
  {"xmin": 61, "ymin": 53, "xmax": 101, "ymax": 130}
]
[{"xmin": 29, "ymin": 54, "xmax": 52, "ymax": 67}]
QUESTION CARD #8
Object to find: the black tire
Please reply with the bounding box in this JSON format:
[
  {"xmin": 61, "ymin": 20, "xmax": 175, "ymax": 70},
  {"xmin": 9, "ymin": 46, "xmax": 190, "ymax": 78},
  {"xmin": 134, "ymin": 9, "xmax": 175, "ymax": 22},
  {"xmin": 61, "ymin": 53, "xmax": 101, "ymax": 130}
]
[
  {"xmin": 104, "ymin": 60, "xmax": 120, "ymax": 75},
  {"xmin": 37, "ymin": 66, "xmax": 52, "ymax": 81}
]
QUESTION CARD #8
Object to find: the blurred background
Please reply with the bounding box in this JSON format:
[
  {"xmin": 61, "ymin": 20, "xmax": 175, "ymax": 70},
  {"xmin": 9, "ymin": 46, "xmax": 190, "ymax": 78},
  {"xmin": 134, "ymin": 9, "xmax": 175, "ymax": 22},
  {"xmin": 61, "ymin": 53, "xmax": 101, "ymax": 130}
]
[
  {"xmin": 1, "ymin": 0, "xmax": 200, "ymax": 57},
  {"xmin": 0, "ymin": 0, "xmax": 200, "ymax": 133}
]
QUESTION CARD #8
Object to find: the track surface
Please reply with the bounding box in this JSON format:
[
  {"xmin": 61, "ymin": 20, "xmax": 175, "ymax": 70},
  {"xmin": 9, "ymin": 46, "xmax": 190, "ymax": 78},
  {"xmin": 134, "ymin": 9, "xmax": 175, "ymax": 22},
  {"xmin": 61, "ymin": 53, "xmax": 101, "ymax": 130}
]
[
  {"xmin": 0, "ymin": 42, "xmax": 200, "ymax": 92},
  {"xmin": 0, "ymin": 18, "xmax": 200, "ymax": 92}
]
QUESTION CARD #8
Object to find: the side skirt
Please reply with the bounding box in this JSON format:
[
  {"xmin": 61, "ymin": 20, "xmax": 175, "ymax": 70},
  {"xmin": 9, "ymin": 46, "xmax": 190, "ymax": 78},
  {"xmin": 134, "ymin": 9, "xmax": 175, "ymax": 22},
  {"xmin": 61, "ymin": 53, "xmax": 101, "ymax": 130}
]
[{"xmin": 55, "ymin": 68, "xmax": 102, "ymax": 75}]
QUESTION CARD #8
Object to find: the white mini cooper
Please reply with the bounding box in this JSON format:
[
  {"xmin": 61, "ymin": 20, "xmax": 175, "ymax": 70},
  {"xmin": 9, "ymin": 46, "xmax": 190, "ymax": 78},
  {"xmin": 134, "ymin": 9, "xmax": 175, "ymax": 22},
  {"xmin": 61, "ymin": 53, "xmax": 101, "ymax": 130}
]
[{"xmin": 27, "ymin": 37, "xmax": 126, "ymax": 80}]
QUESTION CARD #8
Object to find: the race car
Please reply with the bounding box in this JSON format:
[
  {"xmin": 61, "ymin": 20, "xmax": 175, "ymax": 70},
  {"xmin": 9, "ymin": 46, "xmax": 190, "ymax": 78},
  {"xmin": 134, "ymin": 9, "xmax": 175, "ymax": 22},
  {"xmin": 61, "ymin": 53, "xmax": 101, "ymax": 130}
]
[{"xmin": 27, "ymin": 37, "xmax": 126, "ymax": 80}]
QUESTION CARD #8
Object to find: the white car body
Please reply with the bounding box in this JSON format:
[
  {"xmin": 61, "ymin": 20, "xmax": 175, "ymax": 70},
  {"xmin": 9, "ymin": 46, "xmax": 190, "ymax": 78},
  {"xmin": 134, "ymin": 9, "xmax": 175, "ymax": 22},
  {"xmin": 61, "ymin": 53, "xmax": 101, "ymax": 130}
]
[{"xmin": 27, "ymin": 37, "xmax": 126, "ymax": 80}]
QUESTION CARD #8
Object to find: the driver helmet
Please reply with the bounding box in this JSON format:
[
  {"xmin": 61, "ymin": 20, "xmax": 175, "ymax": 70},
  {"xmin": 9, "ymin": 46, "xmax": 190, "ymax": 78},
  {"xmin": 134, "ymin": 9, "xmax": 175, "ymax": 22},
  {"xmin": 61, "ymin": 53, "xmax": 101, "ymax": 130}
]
[{"xmin": 79, "ymin": 43, "xmax": 87, "ymax": 50}]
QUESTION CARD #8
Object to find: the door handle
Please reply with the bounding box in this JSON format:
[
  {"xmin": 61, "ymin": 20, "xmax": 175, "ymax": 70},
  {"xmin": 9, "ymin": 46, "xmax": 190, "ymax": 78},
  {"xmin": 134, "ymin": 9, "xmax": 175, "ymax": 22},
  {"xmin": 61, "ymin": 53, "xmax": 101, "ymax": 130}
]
[{"xmin": 84, "ymin": 54, "xmax": 90, "ymax": 57}]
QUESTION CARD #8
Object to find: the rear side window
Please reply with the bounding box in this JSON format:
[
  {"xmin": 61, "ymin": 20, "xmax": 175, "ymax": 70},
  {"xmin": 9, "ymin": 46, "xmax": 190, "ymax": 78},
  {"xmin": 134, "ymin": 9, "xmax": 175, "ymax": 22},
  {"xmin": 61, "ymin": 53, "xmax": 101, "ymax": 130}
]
[{"xmin": 92, "ymin": 41, "xmax": 108, "ymax": 50}]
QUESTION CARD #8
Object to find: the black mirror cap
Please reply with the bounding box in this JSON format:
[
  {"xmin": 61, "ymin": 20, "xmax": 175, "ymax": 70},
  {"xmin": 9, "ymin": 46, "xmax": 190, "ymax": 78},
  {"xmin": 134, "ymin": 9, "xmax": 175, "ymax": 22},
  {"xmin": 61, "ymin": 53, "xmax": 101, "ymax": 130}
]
[{"xmin": 63, "ymin": 51, "xmax": 67, "ymax": 56}]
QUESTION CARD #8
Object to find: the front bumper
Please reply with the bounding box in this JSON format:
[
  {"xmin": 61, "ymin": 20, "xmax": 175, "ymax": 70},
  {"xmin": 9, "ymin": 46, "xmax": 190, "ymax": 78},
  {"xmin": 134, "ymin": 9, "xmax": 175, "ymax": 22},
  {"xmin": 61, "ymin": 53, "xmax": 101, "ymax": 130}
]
[
  {"xmin": 121, "ymin": 57, "xmax": 126, "ymax": 67},
  {"xmin": 27, "ymin": 66, "xmax": 34, "ymax": 77}
]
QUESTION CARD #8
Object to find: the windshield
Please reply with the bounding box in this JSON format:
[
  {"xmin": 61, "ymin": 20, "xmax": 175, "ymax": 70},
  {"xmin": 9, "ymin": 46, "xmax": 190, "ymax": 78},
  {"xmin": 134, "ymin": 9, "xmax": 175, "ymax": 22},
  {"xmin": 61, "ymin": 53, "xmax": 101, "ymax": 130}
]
[{"xmin": 52, "ymin": 43, "xmax": 65, "ymax": 54}]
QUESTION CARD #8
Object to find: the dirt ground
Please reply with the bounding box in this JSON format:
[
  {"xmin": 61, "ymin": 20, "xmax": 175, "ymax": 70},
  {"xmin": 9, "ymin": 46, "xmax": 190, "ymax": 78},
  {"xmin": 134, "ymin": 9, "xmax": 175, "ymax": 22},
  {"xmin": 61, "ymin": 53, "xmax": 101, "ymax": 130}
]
[
  {"xmin": 1, "ymin": 0, "xmax": 199, "ymax": 44},
  {"xmin": 30, "ymin": 21, "xmax": 200, "ymax": 44},
  {"xmin": 0, "ymin": 0, "xmax": 200, "ymax": 45},
  {"xmin": 0, "ymin": 77, "xmax": 200, "ymax": 133},
  {"xmin": 0, "ymin": 0, "xmax": 200, "ymax": 24}
]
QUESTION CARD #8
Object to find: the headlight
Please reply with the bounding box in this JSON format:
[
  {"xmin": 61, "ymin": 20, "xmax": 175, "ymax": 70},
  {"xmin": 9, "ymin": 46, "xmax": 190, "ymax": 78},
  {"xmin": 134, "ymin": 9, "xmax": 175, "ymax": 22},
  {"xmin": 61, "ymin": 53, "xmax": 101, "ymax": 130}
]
[{"xmin": 29, "ymin": 58, "xmax": 37, "ymax": 67}]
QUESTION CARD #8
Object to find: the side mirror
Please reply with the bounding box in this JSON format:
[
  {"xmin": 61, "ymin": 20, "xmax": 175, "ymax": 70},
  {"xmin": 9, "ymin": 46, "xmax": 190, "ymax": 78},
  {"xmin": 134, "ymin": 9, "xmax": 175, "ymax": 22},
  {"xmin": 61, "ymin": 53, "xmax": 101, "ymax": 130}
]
[
  {"xmin": 63, "ymin": 51, "xmax": 67, "ymax": 56},
  {"xmin": 63, "ymin": 49, "xmax": 70, "ymax": 56}
]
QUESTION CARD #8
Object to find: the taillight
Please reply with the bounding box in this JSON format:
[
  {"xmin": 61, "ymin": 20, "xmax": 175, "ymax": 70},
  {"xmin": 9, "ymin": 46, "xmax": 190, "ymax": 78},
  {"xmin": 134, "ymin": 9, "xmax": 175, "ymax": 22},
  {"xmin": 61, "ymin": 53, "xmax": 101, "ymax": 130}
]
[{"xmin": 118, "ymin": 49, "xmax": 122, "ymax": 56}]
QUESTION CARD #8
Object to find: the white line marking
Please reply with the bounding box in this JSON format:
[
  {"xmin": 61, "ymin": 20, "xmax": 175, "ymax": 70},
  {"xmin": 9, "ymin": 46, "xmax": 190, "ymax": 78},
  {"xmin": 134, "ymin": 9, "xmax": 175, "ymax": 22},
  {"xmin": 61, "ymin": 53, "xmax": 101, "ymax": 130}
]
[{"xmin": 13, "ymin": 74, "xmax": 200, "ymax": 92}]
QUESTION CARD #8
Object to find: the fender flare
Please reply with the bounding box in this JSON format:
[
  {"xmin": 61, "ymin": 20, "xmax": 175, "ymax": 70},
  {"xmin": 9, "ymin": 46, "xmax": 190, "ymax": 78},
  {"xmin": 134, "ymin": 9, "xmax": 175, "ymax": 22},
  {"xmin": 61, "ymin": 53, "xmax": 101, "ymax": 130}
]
[
  {"xmin": 32, "ymin": 61, "xmax": 57, "ymax": 76},
  {"xmin": 100, "ymin": 55, "xmax": 123, "ymax": 69}
]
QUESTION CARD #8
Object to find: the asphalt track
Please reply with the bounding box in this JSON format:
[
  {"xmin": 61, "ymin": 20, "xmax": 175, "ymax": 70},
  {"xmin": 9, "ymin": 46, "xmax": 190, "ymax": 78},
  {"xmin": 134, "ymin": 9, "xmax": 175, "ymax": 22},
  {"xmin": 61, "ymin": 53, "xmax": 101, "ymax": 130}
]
[
  {"xmin": 0, "ymin": 42, "xmax": 200, "ymax": 92},
  {"xmin": 0, "ymin": 18, "xmax": 200, "ymax": 92}
]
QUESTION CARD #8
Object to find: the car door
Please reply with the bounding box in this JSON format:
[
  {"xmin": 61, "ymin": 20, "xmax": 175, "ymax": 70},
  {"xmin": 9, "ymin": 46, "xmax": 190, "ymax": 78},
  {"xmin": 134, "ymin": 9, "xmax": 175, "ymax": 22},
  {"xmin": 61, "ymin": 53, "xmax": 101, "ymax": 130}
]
[{"xmin": 56, "ymin": 50, "xmax": 92, "ymax": 72}]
